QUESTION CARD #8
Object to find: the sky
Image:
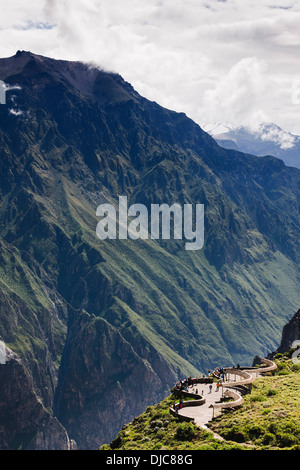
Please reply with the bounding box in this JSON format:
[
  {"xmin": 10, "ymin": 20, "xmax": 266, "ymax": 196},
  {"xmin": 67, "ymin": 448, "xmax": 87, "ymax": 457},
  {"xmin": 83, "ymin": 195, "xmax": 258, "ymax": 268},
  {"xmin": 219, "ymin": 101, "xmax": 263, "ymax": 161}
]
[{"xmin": 1, "ymin": 0, "xmax": 300, "ymax": 135}]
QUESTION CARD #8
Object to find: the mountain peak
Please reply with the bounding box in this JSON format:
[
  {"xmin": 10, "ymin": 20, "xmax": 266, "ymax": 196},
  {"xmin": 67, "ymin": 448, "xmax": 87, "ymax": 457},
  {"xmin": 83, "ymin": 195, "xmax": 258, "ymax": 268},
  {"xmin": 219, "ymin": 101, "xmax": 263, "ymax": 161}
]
[
  {"xmin": 0, "ymin": 51, "xmax": 138, "ymax": 106},
  {"xmin": 15, "ymin": 50, "xmax": 37, "ymax": 57},
  {"xmin": 210, "ymin": 122, "xmax": 300, "ymax": 168},
  {"xmin": 202, "ymin": 121, "xmax": 235, "ymax": 136}
]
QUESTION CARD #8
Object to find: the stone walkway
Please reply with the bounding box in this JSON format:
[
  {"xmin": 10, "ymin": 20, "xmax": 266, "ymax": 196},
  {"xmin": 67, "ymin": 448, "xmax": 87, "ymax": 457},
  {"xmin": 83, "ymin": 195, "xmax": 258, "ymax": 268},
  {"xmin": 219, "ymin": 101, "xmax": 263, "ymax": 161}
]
[
  {"xmin": 173, "ymin": 360, "xmax": 278, "ymax": 443},
  {"xmin": 177, "ymin": 382, "xmax": 225, "ymax": 427},
  {"xmin": 177, "ymin": 367, "xmax": 273, "ymax": 429}
]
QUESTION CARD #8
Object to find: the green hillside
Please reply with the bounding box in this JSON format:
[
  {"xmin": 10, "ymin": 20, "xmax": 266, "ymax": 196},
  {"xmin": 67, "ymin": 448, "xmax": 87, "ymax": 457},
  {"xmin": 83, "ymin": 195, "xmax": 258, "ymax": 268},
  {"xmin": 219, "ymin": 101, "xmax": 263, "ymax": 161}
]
[{"xmin": 101, "ymin": 352, "xmax": 300, "ymax": 450}]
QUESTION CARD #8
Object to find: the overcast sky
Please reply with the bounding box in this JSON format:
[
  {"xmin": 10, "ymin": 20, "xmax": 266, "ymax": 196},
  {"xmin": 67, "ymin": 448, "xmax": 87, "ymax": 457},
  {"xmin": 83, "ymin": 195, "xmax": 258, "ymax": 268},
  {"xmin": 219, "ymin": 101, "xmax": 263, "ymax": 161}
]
[{"xmin": 1, "ymin": 0, "xmax": 300, "ymax": 134}]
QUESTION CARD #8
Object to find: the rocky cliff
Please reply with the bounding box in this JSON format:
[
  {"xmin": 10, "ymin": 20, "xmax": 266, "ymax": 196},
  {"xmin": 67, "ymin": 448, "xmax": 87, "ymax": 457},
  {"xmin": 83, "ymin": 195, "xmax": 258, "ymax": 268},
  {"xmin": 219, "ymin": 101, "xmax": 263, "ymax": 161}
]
[
  {"xmin": 53, "ymin": 310, "xmax": 178, "ymax": 449},
  {"xmin": 0, "ymin": 345, "xmax": 75, "ymax": 449},
  {"xmin": 0, "ymin": 51, "xmax": 299, "ymax": 448},
  {"xmin": 270, "ymin": 308, "xmax": 300, "ymax": 355}
]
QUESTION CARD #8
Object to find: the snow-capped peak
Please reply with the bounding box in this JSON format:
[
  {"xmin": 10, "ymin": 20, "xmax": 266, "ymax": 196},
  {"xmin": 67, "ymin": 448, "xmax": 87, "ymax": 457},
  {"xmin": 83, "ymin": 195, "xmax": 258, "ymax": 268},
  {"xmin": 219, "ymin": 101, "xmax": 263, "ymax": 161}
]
[{"xmin": 201, "ymin": 121, "xmax": 235, "ymax": 136}]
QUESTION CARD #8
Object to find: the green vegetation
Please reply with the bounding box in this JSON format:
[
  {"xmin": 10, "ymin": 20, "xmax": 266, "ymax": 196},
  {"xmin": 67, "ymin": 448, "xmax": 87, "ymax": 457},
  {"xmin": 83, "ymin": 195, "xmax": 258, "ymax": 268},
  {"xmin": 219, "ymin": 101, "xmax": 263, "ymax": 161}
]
[
  {"xmin": 100, "ymin": 395, "xmax": 245, "ymax": 450},
  {"xmin": 209, "ymin": 354, "xmax": 300, "ymax": 449},
  {"xmin": 101, "ymin": 353, "xmax": 300, "ymax": 451}
]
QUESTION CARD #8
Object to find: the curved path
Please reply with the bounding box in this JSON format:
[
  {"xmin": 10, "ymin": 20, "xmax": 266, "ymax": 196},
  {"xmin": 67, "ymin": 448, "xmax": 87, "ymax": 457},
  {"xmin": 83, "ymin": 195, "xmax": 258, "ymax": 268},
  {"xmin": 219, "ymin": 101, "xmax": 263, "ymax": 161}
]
[{"xmin": 170, "ymin": 358, "xmax": 277, "ymax": 431}]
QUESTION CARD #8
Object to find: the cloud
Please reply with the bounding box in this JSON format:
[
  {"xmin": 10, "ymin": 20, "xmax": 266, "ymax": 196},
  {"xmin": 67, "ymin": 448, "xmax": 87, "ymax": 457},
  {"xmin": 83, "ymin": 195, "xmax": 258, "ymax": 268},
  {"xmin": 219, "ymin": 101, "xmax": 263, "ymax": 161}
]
[
  {"xmin": 259, "ymin": 124, "xmax": 297, "ymax": 150},
  {"xmin": 201, "ymin": 57, "xmax": 273, "ymax": 130},
  {"xmin": 1, "ymin": 0, "xmax": 300, "ymax": 133}
]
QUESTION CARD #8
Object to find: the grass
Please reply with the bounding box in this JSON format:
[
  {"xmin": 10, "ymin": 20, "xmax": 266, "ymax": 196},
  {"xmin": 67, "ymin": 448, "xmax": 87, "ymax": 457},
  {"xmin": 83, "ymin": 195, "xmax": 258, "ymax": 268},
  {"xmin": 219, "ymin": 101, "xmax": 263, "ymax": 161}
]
[
  {"xmin": 209, "ymin": 353, "xmax": 300, "ymax": 449},
  {"xmin": 100, "ymin": 353, "xmax": 300, "ymax": 451},
  {"xmin": 99, "ymin": 394, "xmax": 245, "ymax": 451}
]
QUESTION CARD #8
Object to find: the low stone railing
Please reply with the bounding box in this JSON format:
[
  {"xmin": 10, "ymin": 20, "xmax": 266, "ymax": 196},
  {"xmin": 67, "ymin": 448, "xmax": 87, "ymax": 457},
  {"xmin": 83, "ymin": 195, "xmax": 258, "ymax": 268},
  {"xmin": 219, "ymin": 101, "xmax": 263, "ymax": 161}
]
[
  {"xmin": 222, "ymin": 368, "xmax": 254, "ymax": 387},
  {"xmin": 243, "ymin": 358, "xmax": 277, "ymax": 374},
  {"xmin": 222, "ymin": 358, "xmax": 277, "ymax": 388},
  {"xmin": 169, "ymin": 398, "xmax": 206, "ymax": 422},
  {"xmin": 213, "ymin": 389, "xmax": 244, "ymax": 410}
]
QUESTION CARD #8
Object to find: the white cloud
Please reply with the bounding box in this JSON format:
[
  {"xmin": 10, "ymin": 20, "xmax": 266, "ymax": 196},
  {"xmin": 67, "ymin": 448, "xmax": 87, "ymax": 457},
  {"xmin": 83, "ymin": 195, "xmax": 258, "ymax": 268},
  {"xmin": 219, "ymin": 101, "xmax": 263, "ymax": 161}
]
[
  {"xmin": 201, "ymin": 57, "xmax": 273, "ymax": 130},
  {"xmin": 259, "ymin": 124, "xmax": 297, "ymax": 150},
  {"xmin": 0, "ymin": 0, "xmax": 300, "ymax": 134}
]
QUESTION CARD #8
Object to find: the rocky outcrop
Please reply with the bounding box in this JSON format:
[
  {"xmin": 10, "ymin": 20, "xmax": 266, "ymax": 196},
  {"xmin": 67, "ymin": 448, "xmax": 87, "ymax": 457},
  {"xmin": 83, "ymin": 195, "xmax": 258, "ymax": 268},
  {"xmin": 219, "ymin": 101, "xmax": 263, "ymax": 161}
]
[
  {"xmin": 0, "ymin": 346, "xmax": 75, "ymax": 450},
  {"xmin": 269, "ymin": 308, "xmax": 300, "ymax": 356},
  {"xmin": 0, "ymin": 282, "xmax": 66, "ymax": 409},
  {"xmin": 54, "ymin": 310, "xmax": 177, "ymax": 449}
]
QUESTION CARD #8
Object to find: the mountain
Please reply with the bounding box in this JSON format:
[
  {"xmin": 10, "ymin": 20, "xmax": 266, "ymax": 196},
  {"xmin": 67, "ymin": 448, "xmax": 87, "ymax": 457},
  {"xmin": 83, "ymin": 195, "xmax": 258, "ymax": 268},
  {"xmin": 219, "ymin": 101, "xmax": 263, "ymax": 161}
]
[
  {"xmin": 269, "ymin": 308, "xmax": 300, "ymax": 356},
  {"xmin": 0, "ymin": 51, "xmax": 300, "ymax": 449},
  {"xmin": 0, "ymin": 346, "xmax": 76, "ymax": 450},
  {"xmin": 207, "ymin": 122, "xmax": 300, "ymax": 169}
]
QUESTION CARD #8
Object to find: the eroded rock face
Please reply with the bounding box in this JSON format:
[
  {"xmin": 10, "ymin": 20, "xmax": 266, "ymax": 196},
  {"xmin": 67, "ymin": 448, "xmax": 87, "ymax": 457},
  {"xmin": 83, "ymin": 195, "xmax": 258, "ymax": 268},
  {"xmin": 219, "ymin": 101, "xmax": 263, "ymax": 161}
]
[
  {"xmin": 272, "ymin": 309, "xmax": 300, "ymax": 355},
  {"xmin": 54, "ymin": 311, "xmax": 177, "ymax": 449},
  {"xmin": 0, "ymin": 347, "xmax": 75, "ymax": 450}
]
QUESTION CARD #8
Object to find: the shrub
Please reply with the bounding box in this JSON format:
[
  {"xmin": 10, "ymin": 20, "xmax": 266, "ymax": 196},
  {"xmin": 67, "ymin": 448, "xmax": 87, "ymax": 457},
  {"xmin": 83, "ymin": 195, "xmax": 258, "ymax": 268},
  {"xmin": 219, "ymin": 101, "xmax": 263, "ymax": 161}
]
[
  {"xmin": 175, "ymin": 422, "xmax": 197, "ymax": 441},
  {"xmin": 251, "ymin": 394, "xmax": 266, "ymax": 402},
  {"xmin": 153, "ymin": 443, "xmax": 162, "ymax": 450},
  {"xmin": 133, "ymin": 416, "xmax": 143, "ymax": 424},
  {"xmin": 277, "ymin": 362, "xmax": 289, "ymax": 375},
  {"xmin": 261, "ymin": 432, "xmax": 276, "ymax": 446},
  {"xmin": 110, "ymin": 435, "xmax": 123, "ymax": 449},
  {"xmin": 278, "ymin": 370, "xmax": 290, "ymax": 376},
  {"xmin": 266, "ymin": 388, "xmax": 277, "ymax": 397},
  {"xmin": 221, "ymin": 425, "xmax": 247, "ymax": 443},
  {"xmin": 277, "ymin": 432, "xmax": 298, "ymax": 447},
  {"xmin": 152, "ymin": 427, "xmax": 160, "ymax": 434},
  {"xmin": 246, "ymin": 424, "xmax": 264, "ymax": 440}
]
